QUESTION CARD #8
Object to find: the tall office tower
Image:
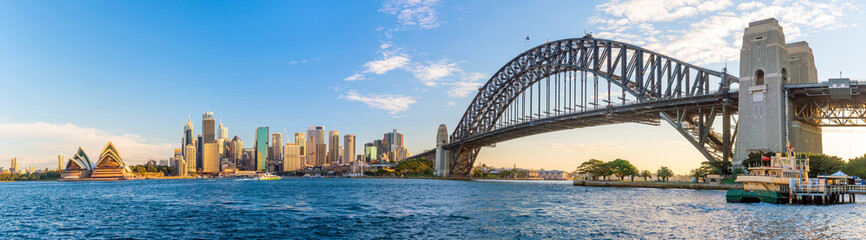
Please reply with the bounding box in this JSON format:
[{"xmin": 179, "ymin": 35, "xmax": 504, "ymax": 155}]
[
  {"xmin": 228, "ymin": 135, "xmax": 243, "ymax": 165},
  {"xmin": 196, "ymin": 135, "xmax": 203, "ymax": 170},
  {"xmin": 270, "ymin": 133, "xmax": 283, "ymax": 164},
  {"xmin": 183, "ymin": 117, "xmax": 193, "ymax": 155},
  {"xmin": 364, "ymin": 145, "xmax": 377, "ymax": 163},
  {"xmin": 343, "ymin": 134, "xmax": 355, "ymax": 165},
  {"xmin": 185, "ymin": 144, "xmax": 197, "ymax": 173},
  {"xmin": 57, "ymin": 154, "xmax": 64, "ymax": 171},
  {"xmin": 328, "ymin": 131, "xmax": 340, "ymax": 166},
  {"xmin": 242, "ymin": 148, "xmax": 255, "ymax": 171},
  {"xmin": 306, "ymin": 126, "xmax": 325, "ymax": 166},
  {"xmin": 384, "ymin": 129, "xmax": 404, "ymax": 153},
  {"xmin": 218, "ymin": 123, "xmax": 228, "ymax": 140},
  {"xmin": 283, "ymin": 143, "xmax": 301, "ymax": 171},
  {"xmin": 10, "ymin": 157, "xmax": 17, "ymax": 172},
  {"xmin": 316, "ymin": 144, "xmax": 327, "ymax": 166},
  {"xmin": 174, "ymin": 155, "xmax": 187, "ymax": 176},
  {"xmin": 202, "ymin": 112, "xmax": 215, "ymax": 144},
  {"xmin": 255, "ymin": 127, "xmax": 269, "ymax": 172},
  {"xmin": 294, "ymin": 132, "xmax": 306, "ymax": 166},
  {"xmin": 202, "ymin": 143, "xmax": 219, "ymax": 173}
]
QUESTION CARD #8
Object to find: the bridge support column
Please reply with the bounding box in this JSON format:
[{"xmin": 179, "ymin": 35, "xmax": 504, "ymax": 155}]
[{"xmin": 435, "ymin": 146, "xmax": 451, "ymax": 177}]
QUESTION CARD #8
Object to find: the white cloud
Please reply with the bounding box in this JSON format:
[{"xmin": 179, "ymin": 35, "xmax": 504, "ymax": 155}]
[
  {"xmin": 411, "ymin": 60, "xmax": 460, "ymax": 86},
  {"xmin": 380, "ymin": 0, "xmax": 442, "ymax": 30},
  {"xmin": 0, "ymin": 122, "xmax": 174, "ymax": 169},
  {"xmin": 592, "ymin": 0, "xmax": 856, "ymax": 65},
  {"xmin": 344, "ymin": 73, "xmax": 366, "ymax": 81},
  {"xmin": 447, "ymin": 72, "xmax": 486, "ymax": 97},
  {"xmin": 340, "ymin": 90, "xmax": 417, "ymax": 114},
  {"xmin": 363, "ymin": 56, "xmax": 411, "ymax": 74}
]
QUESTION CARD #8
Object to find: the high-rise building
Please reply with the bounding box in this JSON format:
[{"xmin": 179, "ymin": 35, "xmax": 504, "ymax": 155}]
[
  {"xmin": 183, "ymin": 116, "xmax": 194, "ymax": 156},
  {"xmin": 306, "ymin": 126, "xmax": 325, "ymax": 167},
  {"xmin": 10, "ymin": 157, "xmax": 18, "ymax": 173},
  {"xmin": 228, "ymin": 135, "xmax": 243, "ymax": 166},
  {"xmin": 270, "ymin": 133, "xmax": 283, "ymax": 165},
  {"xmin": 202, "ymin": 143, "xmax": 219, "ymax": 173},
  {"xmin": 255, "ymin": 127, "xmax": 269, "ymax": 172},
  {"xmin": 184, "ymin": 144, "xmax": 197, "ymax": 173},
  {"xmin": 295, "ymin": 132, "xmax": 306, "ymax": 166},
  {"xmin": 196, "ymin": 135, "xmax": 203, "ymax": 171},
  {"xmin": 384, "ymin": 129, "xmax": 404, "ymax": 153},
  {"xmin": 328, "ymin": 131, "xmax": 340, "ymax": 166},
  {"xmin": 364, "ymin": 145, "xmax": 377, "ymax": 162},
  {"xmin": 343, "ymin": 134, "xmax": 355, "ymax": 165},
  {"xmin": 218, "ymin": 122, "xmax": 228, "ymax": 140},
  {"xmin": 242, "ymin": 148, "xmax": 255, "ymax": 171},
  {"xmin": 57, "ymin": 154, "xmax": 64, "ymax": 171},
  {"xmin": 202, "ymin": 112, "xmax": 215, "ymax": 144},
  {"xmin": 283, "ymin": 143, "xmax": 301, "ymax": 172}
]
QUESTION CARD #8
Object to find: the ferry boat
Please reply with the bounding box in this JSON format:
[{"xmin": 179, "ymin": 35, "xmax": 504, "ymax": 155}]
[
  {"xmin": 253, "ymin": 173, "xmax": 281, "ymax": 181},
  {"xmin": 726, "ymin": 151, "xmax": 809, "ymax": 204}
]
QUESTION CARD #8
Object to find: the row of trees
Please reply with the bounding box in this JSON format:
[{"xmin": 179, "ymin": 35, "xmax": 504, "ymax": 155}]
[
  {"xmin": 0, "ymin": 170, "xmax": 61, "ymax": 181},
  {"xmin": 129, "ymin": 165, "xmax": 174, "ymax": 176},
  {"xmin": 576, "ymin": 159, "xmax": 674, "ymax": 181},
  {"xmin": 393, "ymin": 157, "xmax": 433, "ymax": 176}
]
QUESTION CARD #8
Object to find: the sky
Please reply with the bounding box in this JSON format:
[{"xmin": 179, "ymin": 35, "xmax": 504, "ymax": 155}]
[{"xmin": 0, "ymin": 0, "xmax": 864, "ymax": 174}]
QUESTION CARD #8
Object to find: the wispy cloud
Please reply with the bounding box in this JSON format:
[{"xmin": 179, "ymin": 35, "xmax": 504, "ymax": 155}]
[
  {"xmin": 380, "ymin": 0, "xmax": 443, "ymax": 30},
  {"xmin": 0, "ymin": 122, "xmax": 174, "ymax": 169},
  {"xmin": 411, "ymin": 60, "xmax": 459, "ymax": 86},
  {"xmin": 591, "ymin": 0, "xmax": 857, "ymax": 65},
  {"xmin": 340, "ymin": 90, "xmax": 417, "ymax": 115}
]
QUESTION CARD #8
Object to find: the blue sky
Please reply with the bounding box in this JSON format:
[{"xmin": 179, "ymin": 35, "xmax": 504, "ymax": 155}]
[{"xmin": 1, "ymin": 0, "xmax": 864, "ymax": 174}]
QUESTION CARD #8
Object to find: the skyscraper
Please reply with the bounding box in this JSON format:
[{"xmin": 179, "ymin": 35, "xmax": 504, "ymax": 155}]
[
  {"xmin": 228, "ymin": 135, "xmax": 243, "ymax": 166},
  {"xmin": 270, "ymin": 133, "xmax": 283, "ymax": 165},
  {"xmin": 343, "ymin": 134, "xmax": 355, "ymax": 165},
  {"xmin": 283, "ymin": 143, "xmax": 301, "ymax": 172},
  {"xmin": 202, "ymin": 143, "xmax": 219, "ymax": 173},
  {"xmin": 328, "ymin": 131, "xmax": 340, "ymax": 166},
  {"xmin": 10, "ymin": 157, "xmax": 17, "ymax": 173},
  {"xmin": 384, "ymin": 129, "xmax": 404, "ymax": 153},
  {"xmin": 196, "ymin": 135, "xmax": 202, "ymax": 171},
  {"xmin": 306, "ymin": 126, "xmax": 325, "ymax": 167},
  {"xmin": 218, "ymin": 122, "xmax": 228, "ymax": 140},
  {"xmin": 185, "ymin": 144, "xmax": 197, "ymax": 173},
  {"xmin": 57, "ymin": 154, "xmax": 64, "ymax": 171},
  {"xmin": 294, "ymin": 132, "xmax": 306, "ymax": 166},
  {"xmin": 202, "ymin": 112, "xmax": 215, "ymax": 144},
  {"xmin": 255, "ymin": 127, "xmax": 269, "ymax": 172},
  {"xmin": 183, "ymin": 116, "xmax": 193, "ymax": 155}
]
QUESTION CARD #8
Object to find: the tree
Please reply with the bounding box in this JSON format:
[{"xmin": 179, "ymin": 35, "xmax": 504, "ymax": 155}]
[
  {"xmin": 701, "ymin": 161, "xmax": 731, "ymax": 176},
  {"xmin": 689, "ymin": 167, "xmax": 708, "ymax": 182},
  {"xmin": 640, "ymin": 170, "xmax": 652, "ymax": 181},
  {"xmin": 807, "ymin": 153, "xmax": 845, "ymax": 177},
  {"xmin": 843, "ymin": 154, "xmax": 866, "ymax": 178},
  {"xmin": 607, "ymin": 159, "xmax": 636, "ymax": 181},
  {"xmin": 656, "ymin": 166, "xmax": 673, "ymax": 181},
  {"xmin": 628, "ymin": 166, "xmax": 639, "ymax": 182}
]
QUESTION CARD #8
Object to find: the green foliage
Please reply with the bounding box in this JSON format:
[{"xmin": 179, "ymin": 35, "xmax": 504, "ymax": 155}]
[
  {"xmin": 689, "ymin": 167, "xmax": 708, "ymax": 181},
  {"xmin": 607, "ymin": 159, "xmax": 636, "ymax": 181},
  {"xmin": 656, "ymin": 166, "xmax": 673, "ymax": 181},
  {"xmin": 701, "ymin": 161, "xmax": 731, "ymax": 176},
  {"xmin": 0, "ymin": 170, "xmax": 61, "ymax": 181},
  {"xmin": 640, "ymin": 170, "xmax": 652, "ymax": 181},
  {"xmin": 843, "ymin": 154, "xmax": 866, "ymax": 178},
  {"xmin": 807, "ymin": 153, "xmax": 844, "ymax": 178},
  {"xmin": 394, "ymin": 157, "xmax": 433, "ymax": 176}
]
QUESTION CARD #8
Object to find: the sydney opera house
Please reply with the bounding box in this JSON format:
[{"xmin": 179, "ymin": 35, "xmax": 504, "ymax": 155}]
[{"xmin": 61, "ymin": 142, "xmax": 134, "ymax": 180}]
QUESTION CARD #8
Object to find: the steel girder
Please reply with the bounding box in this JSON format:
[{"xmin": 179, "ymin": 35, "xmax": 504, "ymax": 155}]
[
  {"xmin": 445, "ymin": 37, "xmax": 738, "ymax": 176},
  {"xmin": 788, "ymin": 82, "xmax": 866, "ymax": 126}
]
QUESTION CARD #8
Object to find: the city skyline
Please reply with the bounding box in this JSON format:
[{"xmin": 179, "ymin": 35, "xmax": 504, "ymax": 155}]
[{"xmin": 2, "ymin": 0, "xmax": 866, "ymax": 175}]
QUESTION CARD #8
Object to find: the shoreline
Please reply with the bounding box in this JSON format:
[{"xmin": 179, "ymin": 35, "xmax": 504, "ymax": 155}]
[{"xmin": 573, "ymin": 179, "xmax": 743, "ymax": 190}]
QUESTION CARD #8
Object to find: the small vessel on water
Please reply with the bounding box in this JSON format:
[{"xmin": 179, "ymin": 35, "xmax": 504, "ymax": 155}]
[
  {"xmin": 726, "ymin": 151, "xmax": 807, "ymax": 203},
  {"xmin": 727, "ymin": 147, "xmax": 861, "ymax": 204},
  {"xmin": 253, "ymin": 173, "xmax": 281, "ymax": 181}
]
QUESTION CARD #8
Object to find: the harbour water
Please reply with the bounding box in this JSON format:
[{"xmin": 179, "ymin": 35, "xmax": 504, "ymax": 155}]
[{"xmin": 2, "ymin": 178, "xmax": 865, "ymax": 239}]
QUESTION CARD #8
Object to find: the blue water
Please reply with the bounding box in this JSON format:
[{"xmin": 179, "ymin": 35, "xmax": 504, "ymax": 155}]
[{"xmin": 1, "ymin": 178, "xmax": 865, "ymax": 239}]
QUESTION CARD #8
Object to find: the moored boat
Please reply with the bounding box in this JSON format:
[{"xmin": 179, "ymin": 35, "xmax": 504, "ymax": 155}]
[{"xmin": 253, "ymin": 173, "xmax": 281, "ymax": 181}]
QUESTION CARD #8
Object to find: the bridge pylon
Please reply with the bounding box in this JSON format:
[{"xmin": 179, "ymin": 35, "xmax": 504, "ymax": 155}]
[{"xmin": 734, "ymin": 18, "xmax": 822, "ymax": 167}]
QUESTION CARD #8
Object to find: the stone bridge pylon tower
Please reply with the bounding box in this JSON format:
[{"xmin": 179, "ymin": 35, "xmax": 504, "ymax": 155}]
[{"xmin": 735, "ymin": 18, "xmax": 822, "ymax": 166}]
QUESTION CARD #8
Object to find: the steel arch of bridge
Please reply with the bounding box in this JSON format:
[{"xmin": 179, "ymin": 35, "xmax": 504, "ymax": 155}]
[{"xmin": 446, "ymin": 37, "xmax": 739, "ymax": 177}]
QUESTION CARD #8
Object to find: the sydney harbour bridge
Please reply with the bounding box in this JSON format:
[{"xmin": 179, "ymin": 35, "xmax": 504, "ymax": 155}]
[{"xmin": 411, "ymin": 18, "xmax": 866, "ymax": 177}]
